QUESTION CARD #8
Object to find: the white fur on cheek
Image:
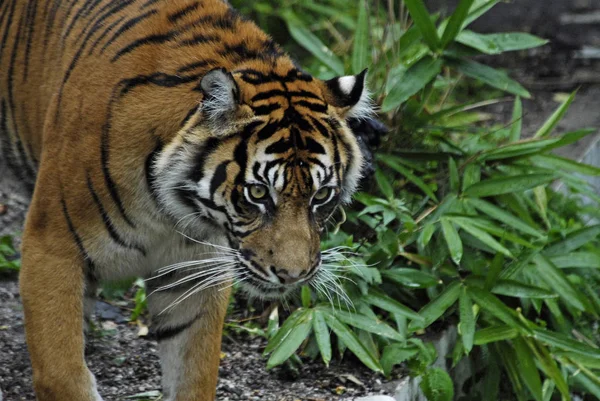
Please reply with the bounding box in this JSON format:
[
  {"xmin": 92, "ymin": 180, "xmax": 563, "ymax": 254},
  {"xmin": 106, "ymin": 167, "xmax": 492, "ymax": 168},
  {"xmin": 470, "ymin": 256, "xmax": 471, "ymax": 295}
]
[{"xmin": 346, "ymin": 85, "xmax": 375, "ymax": 120}]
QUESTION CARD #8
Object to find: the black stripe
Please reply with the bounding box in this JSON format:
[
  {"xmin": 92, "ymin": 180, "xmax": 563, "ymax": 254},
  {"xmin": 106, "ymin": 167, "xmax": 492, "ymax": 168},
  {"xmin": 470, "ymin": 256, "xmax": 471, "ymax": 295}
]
[
  {"xmin": 177, "ymin": 60, "xmax": 214, "ymax": 74},
  {"xmin": 251, "ymin": 90, "xmax": 322, "ymax": 102},
  {"xmin": 63, "ymin": 0, "xmax": 103, "ymax": 43},
  {"xmin": 22, "ymin": 0, "xmax": 37, "ymax": 81},
  {"xmin": 101, "ymin": 123, "xmax": 136, "ymax": 227},
  {"xmin": 60, "ymin": 197, "xmax": 96, "ymax": 271},
  {"xmin": 209, "ymin": 161, "xmax": 230, "ymax": 197},
  {"xmin": 117, "ymin": 72, "xmax": 203, "ymax": 97},
  {"xmin": 179, "ymin": 33, "xmax": 219, "ymax": 46},
  {"xmin": 309, "ymin": 116, "xmax": 330, "ymax": 138},
  {"xmin": 56, "ymin": 0, "xmax": 136, "ymax": 117},
  {"xmin": 188, "ymin": 136, "xmax": 221, "ymax": 182},
  {"xmin": 265, "ymin": 137, "xmax": 292, "ymax": 154},
  {"xmin": 305, "ymin": 136, "xmax": 326, "ymax": 154},
  {"xmin": 294, "ymin": 100, "xmax": 327, "ymax": 113},
  {"xmin": 181, "ymin": 106, "xmax": 197, "ymax": 127},
  {"xmin": 168, "ymin": 1, "xmax": 200, "ymax": 23},
  {"xmin": 252, "ymin": 103, "xmax": 281, "ymax": 115},
  {"xmin": 153, "ymin": 313, "xmax": 203, "ymax": 342},
  {"xmin": 88, "ymin": 15, "xmax": 126, "ymax": 55},
  {"xmin": 112, "ymin": 32, "xmax": 173, "ymax": 62},
  {"xmin": 101, "ymin": 9, "xmax": 158, "ymax": 53},
  {"xmin": 218, "ymin": 42, "xmax": 264, "ymax": 62},
  {"xmin": 86, "ymin": 173, "xmax": 146, "ymax": 255},
  {"xmin": 140, "ymin": 0, "xmax": 161, "ymax": 10}
]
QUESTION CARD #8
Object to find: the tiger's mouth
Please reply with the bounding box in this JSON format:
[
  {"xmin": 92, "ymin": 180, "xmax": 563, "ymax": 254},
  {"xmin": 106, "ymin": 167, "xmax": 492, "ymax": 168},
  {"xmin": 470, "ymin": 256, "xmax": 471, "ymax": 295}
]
[{"xmin": 236, "ymin": 261, "xmax": 321, "ymax": 300}]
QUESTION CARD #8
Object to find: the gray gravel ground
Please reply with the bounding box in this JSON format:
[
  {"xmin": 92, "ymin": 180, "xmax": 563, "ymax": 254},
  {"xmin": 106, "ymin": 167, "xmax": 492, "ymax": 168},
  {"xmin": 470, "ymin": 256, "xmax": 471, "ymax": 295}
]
[{"xmin": 0, "ymin": 279, "xmax": 392, "ymax": 401}]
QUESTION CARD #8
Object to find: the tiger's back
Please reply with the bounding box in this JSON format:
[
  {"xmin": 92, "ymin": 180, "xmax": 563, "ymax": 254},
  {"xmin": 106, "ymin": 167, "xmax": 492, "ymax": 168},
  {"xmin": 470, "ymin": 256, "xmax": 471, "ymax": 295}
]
[{"xmin": 1, "ymin": 1, "xmax": 378, "ymax": 400}]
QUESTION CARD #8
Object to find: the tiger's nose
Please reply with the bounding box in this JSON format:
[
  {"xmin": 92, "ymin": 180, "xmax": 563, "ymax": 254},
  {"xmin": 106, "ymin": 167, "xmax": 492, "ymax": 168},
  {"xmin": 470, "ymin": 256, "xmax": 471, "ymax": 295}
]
[
  {"xmin": 272, "ymin": 267, "xmax": 308, "ymax": 284},
  {"xmin": 272, "ymin": 253, "xmax": 321, "ymax": 284}
]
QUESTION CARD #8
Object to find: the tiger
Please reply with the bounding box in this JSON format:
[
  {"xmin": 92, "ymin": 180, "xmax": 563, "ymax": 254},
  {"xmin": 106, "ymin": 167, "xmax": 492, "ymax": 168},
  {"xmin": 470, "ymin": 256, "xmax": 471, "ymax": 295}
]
[{"xmin": 0, "ymin": 0, "xmax": 385, "ymax": 400}]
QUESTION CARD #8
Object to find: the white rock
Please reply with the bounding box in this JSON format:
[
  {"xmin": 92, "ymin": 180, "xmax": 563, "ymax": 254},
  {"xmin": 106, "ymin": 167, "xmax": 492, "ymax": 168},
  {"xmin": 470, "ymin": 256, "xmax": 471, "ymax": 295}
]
[{"xmin": 354, "ymin": 396, "xmax": 396, "ymax": 401}]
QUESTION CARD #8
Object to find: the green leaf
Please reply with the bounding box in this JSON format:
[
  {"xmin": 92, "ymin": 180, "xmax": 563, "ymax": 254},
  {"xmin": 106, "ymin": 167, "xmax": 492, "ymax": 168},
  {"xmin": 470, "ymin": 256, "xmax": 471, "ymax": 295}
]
[
  {"xmin": 409, "ymin": 281, "xmax": 461, "ymax": 331},
  {"xmin": 323, "ymin": 312, "xmax": 383, "ymax": 372},
  {"xmin": 420, "ymin": 368, "xmax": 454, "ymax": 401},
  {"xmin": 377, "ymin": 154, "xmax": 439, "ymax": 201},
  {"xmin": 283, "ymin": 15, "xmax": 344, "ymax": 75},
  {"xmin": 532, "ymin": 154, "xmax": 600, "ymax": 176},
  {"xmin": 382, "ymin": 56, "xmax": 443, "ymax": 112},
  {"xmin": 266, "ymin": 310, "xmax": 312, "ymax": 369},
  {"xmin": 549, "ymin": 252, "xmax": 600, "ymax": 268},
  {"xmin": 418, "ymin": 223, "xmax": 437, "ymax": 250},
  {"xmin": 474, "ymin": 325, "xmax": 519, "ymax": 345},
  {"xmin": 541, "ymin": 128, "xmax": 597, "ymax": 151},
  {"xmin": 441, "ymin": 218, "xmax": 463, "ymax": 264},
  {"xmin": 402, "ymin": 0, "xmax": 440, "ymax": 50},
  {"xmin": 492, "ymin": 280, "xmax": 557, "ymax": 299},
  {"xmin": 381, "ymin": 268, "xmax": 439, "ymax": 288},
  {"xmin": 513, "ymin": 337, "xmax": 544, "ymax": 401},
  {"xmin": 375, "ymin": 169, "xmax": 394, "ymax": 199},
  {"xmin": 463, "ymin": 174, "xmax": 555, "ymax": 197},
  {"xmin": 448, "ymin": 157, "xmax": 459, "ymax": 193},
  {"xmin": 496, "ymin": 343, "xmax": 529, "ymax": 401},
  {"xmin": 467, "ymin": 198, "xmax": 544, "ymax": 238},
  {"xmin": 463, "ymin": 0, "xmax": 500, "ymax": 27},
  {"xmin": 533, "ymin": 254, "xmax": 589, "ymax": 312},
  {"xmin": 554, "ymin": 351, "xmax": 600, "ymax": 369},
  {"xmin": 363, "ymin": 289, "xmax": 423, "ymax": 321},
  {"xmin": 335, "ymin": 310, "xmax": 404, "ymax": 341},
  {"xmin": 459, "ymin": 288, "xmax": 475, "ymax": 353},
  {"xmin": 479, "ymin": 137, "xmax": 561, "ymax": 161},
  {"xmin": 381, "ymin": 344, "xmax": 419, "ymax": 377},
  {"xmin": 457, "ymin": 31, "xmax": 548, "ymax": 54},
  {"xmin": 440, "ymin": 0, "xmax": 475, "ymax": 48},
  {"xmin": 449, "ymin": 58, "xmax": 530, "ymax": 98},
  {"xmin": 482, "ymin": 359, "xmax": 501, "ymax": 400},
  {"xmin": 352, "ymin": 1, "xmax": 369, "ymax": 74},
  {"xmin": 534, "ymin": 340, "xmax": 579, "ymax": 400},
  {"xmin": 533, "ymin": 90, "xmax": 576, "ymax": 138},
  {"xmin": 533, "ymin": 328, "xmax": 600, "ymax": 360},
  {"xmin": 509, "ymin": 96, "xmax": 522, "ymax": 142},
  {"xmin": 301, "ymin": 285, "xmax": 311, "ymax": 308},
  {"xmin": 264, "ymin": 309, "xmax": 306, "ymax": 354},
  {"xmin": 500, "ymin": 250, "xmax": 537, "ymax": 280},
  {"xmin": 312, "ymin": 310, "xmax": 332, "ymax": 366},
  {"xmin": 461, "ymin": 164, "xmax": 481, "ymax": 191},
  {"xmin": 466, "ymin": 287, "xmax": 526, "ymax": 331},
  {"xmin": 449, "ymin": 216, "xmax": 513, "ymax": 257}
]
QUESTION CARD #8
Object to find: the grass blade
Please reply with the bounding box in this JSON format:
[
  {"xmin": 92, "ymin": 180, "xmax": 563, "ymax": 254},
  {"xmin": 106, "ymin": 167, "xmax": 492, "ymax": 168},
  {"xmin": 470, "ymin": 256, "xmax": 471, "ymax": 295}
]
[
  {"xmin": 533, "ymin": 90, "xmax": 576, "ymax": 138},
  {"xmin": 352, "ymin": 1, "xmax": 369, "ymax": 74},
  {"xmin": 403, "ymin": 0, "xmax": 440, "ymax": 50}
]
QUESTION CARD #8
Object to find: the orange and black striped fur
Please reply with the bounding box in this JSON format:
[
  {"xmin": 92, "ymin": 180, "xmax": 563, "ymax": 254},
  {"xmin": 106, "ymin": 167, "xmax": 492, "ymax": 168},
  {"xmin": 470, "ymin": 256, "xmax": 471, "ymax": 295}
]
[{"xmin": 0, "ymin": 0, "xmax": 378, "ymax": 399}]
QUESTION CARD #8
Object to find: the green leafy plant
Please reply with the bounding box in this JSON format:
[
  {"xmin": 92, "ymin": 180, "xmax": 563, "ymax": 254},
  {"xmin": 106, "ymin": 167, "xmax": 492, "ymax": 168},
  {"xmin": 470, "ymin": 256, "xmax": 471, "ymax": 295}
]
[
  {"xmin": 228, "ymin": 0, "xmax": 600, "ymax": 399},
  {"xmin": 0, "ymin": 235, "xmax": 20, "ymax": 272}
]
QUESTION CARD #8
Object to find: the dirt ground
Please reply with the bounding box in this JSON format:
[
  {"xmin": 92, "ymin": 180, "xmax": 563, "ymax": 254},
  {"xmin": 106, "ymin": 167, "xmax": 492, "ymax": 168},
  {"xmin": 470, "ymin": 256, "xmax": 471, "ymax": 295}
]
[{"xmin": 0, "ymin": 279, "xmax": 393, "ymax": 401}]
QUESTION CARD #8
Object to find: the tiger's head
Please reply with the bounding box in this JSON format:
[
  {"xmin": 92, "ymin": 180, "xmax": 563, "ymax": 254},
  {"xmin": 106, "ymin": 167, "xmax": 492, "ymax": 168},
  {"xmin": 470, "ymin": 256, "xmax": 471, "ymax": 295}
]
[{"xmin": 156, "ymin": 64, "xmax": 374, "ymax": 299}]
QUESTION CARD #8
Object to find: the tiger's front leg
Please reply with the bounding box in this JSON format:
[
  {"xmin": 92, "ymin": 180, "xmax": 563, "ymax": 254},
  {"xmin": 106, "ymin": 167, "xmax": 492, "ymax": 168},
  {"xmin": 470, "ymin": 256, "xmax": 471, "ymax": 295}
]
[
  {"xmin": 20, "ymin": 204, "xmax": 102, "ymax": 400},
  {"xmin": 147, "ymin": 281, "xmax": 231, "ymax": 401}
]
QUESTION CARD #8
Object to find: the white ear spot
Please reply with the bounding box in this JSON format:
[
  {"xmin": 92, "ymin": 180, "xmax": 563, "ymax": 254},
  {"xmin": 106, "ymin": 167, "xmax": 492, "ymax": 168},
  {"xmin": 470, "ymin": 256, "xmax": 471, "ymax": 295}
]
[
  {"xmin": 325, "ymin": 69, "xmax": 375, "ymax": 120},
  {"xmin": 338, "ymin": 76, "xmax": 356, "ymax": 95}
]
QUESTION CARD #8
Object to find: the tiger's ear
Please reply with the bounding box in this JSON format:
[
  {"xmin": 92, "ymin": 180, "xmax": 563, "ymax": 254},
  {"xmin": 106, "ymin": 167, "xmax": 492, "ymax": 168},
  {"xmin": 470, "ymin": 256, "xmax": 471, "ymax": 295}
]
[
  {"xmin": 195, "ymin": 68, "xmax": 251, "ymax": 136},
  {"xmin": 324, "ymin": 69, "xmax": 374, "ymax": 119}
]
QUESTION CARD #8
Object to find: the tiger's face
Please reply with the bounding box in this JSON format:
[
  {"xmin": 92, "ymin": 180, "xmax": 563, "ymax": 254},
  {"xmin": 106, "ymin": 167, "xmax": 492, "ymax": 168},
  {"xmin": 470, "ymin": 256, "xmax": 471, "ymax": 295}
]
[{"xmin": 156, "ymin": 66, "xmax": 373, "ymax": 298}]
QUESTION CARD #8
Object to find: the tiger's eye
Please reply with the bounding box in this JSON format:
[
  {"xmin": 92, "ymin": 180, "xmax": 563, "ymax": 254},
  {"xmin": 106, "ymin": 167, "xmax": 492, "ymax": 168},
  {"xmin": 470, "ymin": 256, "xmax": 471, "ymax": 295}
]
[
  {"xmin": 249, "ymin": 184, "xmax": 268, "ymax": 201},
  {"xmin": 313, "ymin": 187, "xmax": 332, "ymax": 202}
]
